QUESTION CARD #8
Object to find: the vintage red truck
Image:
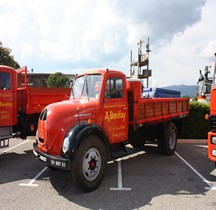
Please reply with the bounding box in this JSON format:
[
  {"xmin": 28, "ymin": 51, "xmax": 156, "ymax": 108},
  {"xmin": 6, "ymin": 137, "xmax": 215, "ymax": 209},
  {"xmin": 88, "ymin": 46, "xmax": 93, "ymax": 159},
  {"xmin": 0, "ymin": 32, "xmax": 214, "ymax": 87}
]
[
  {"xmin": 0, "ymin": 65, "xmax": 70, "ymax": 147},
  {"xmin": 33, "ymin": 69, "xmax": 189, "ymax": 192},
  {"xmin": 206, "ymin": 55, "xmax": 216, "ymax": 164},
  {"xmin": 207, "ymin": 92, "xmax": 216, "ymax": 164}
]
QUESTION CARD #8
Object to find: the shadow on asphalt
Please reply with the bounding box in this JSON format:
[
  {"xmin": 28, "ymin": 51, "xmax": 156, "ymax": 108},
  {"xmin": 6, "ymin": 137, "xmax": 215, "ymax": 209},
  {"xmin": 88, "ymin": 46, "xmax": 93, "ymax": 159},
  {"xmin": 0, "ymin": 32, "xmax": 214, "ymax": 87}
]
[
  {"xmin": 0, "ymin": 149, "xmax": 44, "ymax": 185},
  {"xmin": 48, "ymin": 144, "xmax": 216, "ymax": 210},
  {"xmin": 1, "ymin": 142, "xmax": 215, "ymax": 209}
]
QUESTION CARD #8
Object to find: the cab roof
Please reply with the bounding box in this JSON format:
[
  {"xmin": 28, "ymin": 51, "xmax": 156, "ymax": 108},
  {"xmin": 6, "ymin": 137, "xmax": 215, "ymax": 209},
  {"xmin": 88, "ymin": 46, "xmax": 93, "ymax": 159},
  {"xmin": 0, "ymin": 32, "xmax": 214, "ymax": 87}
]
[{"xmin": 80, "ymin": 69, "xmax": 125, "ymax": 77}]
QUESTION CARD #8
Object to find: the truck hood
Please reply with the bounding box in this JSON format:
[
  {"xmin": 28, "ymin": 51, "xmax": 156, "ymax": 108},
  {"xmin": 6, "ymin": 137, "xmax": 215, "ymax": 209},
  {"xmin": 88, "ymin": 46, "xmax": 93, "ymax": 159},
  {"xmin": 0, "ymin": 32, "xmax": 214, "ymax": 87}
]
[{"xmin": 37, "ymin": 98, "xmax": 99, "ymax": 155}]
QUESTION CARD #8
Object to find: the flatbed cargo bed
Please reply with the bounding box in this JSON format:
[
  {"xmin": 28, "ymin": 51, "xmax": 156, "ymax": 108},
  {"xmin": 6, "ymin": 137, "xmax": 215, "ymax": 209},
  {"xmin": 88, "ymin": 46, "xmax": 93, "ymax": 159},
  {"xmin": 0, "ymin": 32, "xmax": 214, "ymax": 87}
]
[{"xmin": 129, "ymin": 97, "xmax": 189, "ymax": 129}]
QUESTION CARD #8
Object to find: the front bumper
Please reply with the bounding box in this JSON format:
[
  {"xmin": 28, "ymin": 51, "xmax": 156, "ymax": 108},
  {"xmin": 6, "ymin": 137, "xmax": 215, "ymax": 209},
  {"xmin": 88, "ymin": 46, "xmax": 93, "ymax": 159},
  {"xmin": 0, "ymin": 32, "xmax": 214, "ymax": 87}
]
[{"xmin": 33, "ymin": 142, "xmax": 71, "ymax": 170}]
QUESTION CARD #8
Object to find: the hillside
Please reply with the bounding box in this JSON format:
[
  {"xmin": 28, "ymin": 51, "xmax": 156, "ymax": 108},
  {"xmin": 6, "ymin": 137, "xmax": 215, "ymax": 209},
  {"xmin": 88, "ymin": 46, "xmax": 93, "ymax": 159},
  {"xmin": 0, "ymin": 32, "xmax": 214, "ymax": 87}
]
[{"xmin": 161, "ymin": 85, "xmax": 197, "ymax": 97}]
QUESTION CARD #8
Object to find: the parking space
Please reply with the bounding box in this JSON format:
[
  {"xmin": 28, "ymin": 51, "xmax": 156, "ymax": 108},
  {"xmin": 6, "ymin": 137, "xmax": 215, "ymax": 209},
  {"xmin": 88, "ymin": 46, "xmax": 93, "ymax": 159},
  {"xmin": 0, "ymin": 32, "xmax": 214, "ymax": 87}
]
[{"xmin": 1, "ymin": 138, "xmax": 216, "ymax": 210}]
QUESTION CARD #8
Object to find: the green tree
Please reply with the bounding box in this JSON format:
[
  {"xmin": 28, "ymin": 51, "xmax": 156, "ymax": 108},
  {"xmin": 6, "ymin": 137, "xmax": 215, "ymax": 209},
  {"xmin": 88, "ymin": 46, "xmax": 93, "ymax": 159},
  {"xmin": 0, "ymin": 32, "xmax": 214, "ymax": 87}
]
[
  {"xmin": 0, "ymin": 41, "xmax": 20, "ymax": 69},
  {"xmin": 47, "ymin": 72, "xmax": 69, "ymax": 88}
]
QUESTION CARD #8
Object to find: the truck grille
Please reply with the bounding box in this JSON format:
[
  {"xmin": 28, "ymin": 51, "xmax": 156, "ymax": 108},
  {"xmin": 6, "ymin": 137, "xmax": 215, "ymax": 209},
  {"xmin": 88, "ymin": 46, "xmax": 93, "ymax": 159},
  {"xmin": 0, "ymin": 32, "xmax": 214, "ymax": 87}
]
[
  {"xmin": 210, "ymin": 115, "xmax": 216, "ymax": 132},
  {"xmin": 38, "ymin": 137, "xmax": 44, "ymax": 143},
  {"xmin": 39, "ymin": 109, "xmax": 47, "ymax": 121}
]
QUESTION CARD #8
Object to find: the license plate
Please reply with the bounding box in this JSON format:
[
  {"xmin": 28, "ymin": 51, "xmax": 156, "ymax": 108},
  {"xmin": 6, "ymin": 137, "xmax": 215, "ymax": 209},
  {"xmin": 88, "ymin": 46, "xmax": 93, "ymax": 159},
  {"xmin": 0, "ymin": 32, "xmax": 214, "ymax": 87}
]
[
  {"xmin": 50, "ymin": 159, "xmax": 67, "ymax": 168},
  {"xmin": 40, "ymin": 155, "xmax": 47, "ymax": 162}
]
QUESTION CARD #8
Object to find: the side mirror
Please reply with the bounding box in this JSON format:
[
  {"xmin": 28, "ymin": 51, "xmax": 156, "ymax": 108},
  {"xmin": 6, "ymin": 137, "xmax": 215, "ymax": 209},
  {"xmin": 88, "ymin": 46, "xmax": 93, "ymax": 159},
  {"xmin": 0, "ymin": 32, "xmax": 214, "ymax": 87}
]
[{"xmin": 66, "ymin": 79, "xmax": 74, "ymax": 88}]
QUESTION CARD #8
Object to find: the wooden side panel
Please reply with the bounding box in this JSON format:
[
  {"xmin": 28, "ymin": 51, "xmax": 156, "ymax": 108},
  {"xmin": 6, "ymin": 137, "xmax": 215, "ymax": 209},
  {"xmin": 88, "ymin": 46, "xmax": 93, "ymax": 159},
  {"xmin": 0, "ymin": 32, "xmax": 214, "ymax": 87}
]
[{"xmin": 133, "ymin": 98, "xmax": 189, "ymax": 129}]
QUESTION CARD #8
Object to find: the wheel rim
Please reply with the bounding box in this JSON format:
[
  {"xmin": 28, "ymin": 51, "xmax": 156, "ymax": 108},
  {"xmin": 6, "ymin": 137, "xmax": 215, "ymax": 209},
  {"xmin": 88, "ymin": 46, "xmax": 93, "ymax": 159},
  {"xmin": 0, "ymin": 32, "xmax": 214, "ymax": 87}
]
[
  {"xmin": 82, "ymin": 147, "xmax": 101, "ymax": 181},
  {"xmin": 169, "ymin": 129, "xmax": 176, "ymax": 150}
]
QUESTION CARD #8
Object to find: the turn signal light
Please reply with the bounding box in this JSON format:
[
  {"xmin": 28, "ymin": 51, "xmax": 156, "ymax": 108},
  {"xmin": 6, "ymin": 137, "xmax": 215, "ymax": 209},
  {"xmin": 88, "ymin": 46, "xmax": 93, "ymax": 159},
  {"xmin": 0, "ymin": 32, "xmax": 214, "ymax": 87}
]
[
  {"xmin": 205, "ymin": 114, "xmax": 210, "ymax": 120},
  {"xmin": 88, "ymin": 119, "xmax": 93, "ymax": 124}
]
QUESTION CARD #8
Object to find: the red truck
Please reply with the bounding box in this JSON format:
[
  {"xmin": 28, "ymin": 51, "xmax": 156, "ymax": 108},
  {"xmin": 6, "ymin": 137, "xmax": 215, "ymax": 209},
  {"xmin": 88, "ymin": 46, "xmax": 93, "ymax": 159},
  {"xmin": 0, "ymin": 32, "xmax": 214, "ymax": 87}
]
[
  {"xmin": 0, "ymin": 65, "xmax": 70, "ymax": 147},
  {"xmin": 33, "ymin": 69, "xmax": 189, "ymax": 192},
  {"xmin": 206, "ymin": 55, "xmax": 216, "ymax": 164}
]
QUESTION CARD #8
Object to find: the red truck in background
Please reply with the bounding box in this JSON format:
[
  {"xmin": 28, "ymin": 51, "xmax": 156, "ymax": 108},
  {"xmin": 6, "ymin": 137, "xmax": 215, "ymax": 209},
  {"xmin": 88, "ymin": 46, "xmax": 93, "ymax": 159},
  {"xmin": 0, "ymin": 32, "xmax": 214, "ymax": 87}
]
[
  {"xmin": 206, "ymin": 54, "xmax": 216, "ymax": 164},
  {"xmin": 197, "ymin": 65, "xmax": 214, "ymax": 103},
  {"xmin": 0, "ymin": 65, "xmax": 71, "ymax": 147},
  {"xmin": 33, "ymin": 68, "xmax": 189, "ymax": 192}
]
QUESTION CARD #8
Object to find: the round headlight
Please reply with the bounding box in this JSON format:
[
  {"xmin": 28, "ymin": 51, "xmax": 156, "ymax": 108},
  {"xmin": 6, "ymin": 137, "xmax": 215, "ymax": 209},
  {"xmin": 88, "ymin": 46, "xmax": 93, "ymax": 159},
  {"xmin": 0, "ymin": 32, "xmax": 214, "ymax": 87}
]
[
  {"xmin": 212, "ymin": 137, "xmax": 216, "ymax": 144},
  {"xmin": 62, "ymin": 137, "xmax": 69, "ymax": 153}
]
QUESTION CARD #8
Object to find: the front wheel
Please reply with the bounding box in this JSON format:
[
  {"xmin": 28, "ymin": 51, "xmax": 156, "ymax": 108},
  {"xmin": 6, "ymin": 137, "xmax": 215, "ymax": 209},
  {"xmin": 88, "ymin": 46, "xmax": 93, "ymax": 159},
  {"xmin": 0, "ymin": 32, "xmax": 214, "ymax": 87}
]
[
  {"xmin": 161, "ymin": 122, "xmax": 177, "ymax": 156},
  {"xmin": 71, "ymin": 135, "xmax": 107, "ymax": 192}
]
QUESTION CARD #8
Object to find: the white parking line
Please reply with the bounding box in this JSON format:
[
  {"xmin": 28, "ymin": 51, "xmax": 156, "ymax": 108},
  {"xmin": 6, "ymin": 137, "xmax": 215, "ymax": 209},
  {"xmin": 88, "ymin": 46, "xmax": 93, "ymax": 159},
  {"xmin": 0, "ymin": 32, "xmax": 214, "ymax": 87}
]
[
  {"xmin": 19, "ymin": 166, "xmax": 48, "ymax": 187},
  {"xmin": 0, "ymin": 140, "xmax": 30, "ymax": 155},
  {"xmin": 175, "ymin": 152, "xmax": 216, "ymax": 190},
  {"xmin": 110, "ymin": 159, "xmax": 131, "ymax": 191}
]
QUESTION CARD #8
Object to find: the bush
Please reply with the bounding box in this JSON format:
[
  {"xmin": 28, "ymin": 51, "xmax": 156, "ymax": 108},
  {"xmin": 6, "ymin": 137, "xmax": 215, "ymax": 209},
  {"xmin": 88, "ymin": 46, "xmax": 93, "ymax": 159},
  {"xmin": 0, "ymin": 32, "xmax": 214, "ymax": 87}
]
[
  {"xmin": 47, "ymin": 72, "xmax": 69, "ymax": 88},
  {"xmin": 180, "ymin": 101, "xmax": 210, "ymax": 139}
]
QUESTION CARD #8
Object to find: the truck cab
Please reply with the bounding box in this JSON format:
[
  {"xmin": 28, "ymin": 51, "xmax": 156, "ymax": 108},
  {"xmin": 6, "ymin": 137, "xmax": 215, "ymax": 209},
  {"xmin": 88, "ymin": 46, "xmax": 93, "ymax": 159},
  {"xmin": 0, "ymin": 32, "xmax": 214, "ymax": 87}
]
[
  {"xmin": 0, "ymin": 65, "xmax": 71, "ymax": 147},
  {"xmin": 0, "ymin": 66, "xmax": 17, "ymax": 145},
  {"xmin": 35, "ymin": 69, "xmax": 128, "ymax": 155},
  {"xmin": 207, "ymin": 64, "xmax": 216, "ymax": 163}
]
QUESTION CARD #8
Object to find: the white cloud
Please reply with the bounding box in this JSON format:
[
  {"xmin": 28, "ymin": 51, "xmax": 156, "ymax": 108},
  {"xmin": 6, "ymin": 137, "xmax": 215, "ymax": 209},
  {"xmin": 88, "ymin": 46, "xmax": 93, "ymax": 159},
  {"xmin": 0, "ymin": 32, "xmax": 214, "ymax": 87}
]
[
  {"xmin": 1, "ymin": 0, "xmax": 215, "ymax": 87},
  {"xmin": 149, "ymin": 0, "xmax": 216, "ymax": 87}
]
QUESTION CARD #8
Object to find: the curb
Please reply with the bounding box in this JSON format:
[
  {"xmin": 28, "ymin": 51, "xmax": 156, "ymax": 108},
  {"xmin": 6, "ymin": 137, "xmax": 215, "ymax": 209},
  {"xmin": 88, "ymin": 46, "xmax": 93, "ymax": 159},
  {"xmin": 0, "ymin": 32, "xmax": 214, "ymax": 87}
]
[{"xmin": 178, "ymin": 139, "xmax": 207, "ymax": 144}]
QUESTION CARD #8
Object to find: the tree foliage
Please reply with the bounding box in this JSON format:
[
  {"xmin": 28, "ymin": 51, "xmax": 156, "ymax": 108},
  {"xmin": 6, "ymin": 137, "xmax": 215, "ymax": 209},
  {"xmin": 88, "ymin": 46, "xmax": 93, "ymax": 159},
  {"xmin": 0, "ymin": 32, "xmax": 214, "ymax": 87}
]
[
  {"xmin": 47, "ymin": 72, "xmax": 69, "ymax": 88},
  {"xmin": 0, "ymin": 41, "xmax": 20, "ymax": 69}
]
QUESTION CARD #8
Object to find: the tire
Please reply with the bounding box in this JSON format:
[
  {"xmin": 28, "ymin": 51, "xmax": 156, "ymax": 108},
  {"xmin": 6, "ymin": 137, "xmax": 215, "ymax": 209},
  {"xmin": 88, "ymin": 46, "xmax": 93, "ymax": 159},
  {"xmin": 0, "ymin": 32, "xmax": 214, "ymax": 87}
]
[
  {"xmin": 71, "ymin": 135, "xmax": 107, "ymax": 192},
  {"xmin": 161, "ymin": 122, "xmax": 177, "ymax": 156}
]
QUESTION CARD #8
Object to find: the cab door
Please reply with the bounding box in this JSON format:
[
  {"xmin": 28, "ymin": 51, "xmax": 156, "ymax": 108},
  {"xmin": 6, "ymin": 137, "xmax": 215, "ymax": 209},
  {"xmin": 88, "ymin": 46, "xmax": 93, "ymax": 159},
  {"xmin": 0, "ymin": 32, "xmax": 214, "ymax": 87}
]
[
  {"xmin": 0, "ymin": 66, "xmax": 17, "ymax": 127},
  {"xmin": 102, "ymin": 75, "xmax": 128, "ymax": 144}
]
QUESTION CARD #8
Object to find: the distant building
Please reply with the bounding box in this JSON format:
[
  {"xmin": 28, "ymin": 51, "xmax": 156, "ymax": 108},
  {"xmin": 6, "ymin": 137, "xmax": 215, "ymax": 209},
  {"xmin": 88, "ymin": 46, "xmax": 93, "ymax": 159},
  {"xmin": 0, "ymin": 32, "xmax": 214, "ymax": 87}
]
[{"xmin": 24, "ymin": 72, "xmax": 76, "ymax": 87}]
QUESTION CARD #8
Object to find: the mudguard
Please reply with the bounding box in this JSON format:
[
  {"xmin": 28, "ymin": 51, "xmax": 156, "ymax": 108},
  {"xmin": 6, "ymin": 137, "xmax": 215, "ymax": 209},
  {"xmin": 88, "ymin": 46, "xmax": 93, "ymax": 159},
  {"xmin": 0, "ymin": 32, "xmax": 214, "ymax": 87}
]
[{"xmin": 65, "ymin": 122, "xmax": 109, "ymax": 155}]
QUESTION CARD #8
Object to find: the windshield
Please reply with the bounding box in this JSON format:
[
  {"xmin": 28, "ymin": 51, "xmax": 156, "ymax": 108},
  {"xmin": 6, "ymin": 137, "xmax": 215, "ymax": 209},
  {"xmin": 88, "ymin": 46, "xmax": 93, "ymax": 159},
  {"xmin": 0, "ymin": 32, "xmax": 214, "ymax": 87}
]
[
  {"xmin": 197, "ymin": 80, "xmax": 212, "ymax": 96},
  {"xmin": 71, "ymin": 74, "xmax": 102, "ymax": 99},
  {"xmin": 0, "ymin": 72, "xmax": 11, "ymax": 90}
]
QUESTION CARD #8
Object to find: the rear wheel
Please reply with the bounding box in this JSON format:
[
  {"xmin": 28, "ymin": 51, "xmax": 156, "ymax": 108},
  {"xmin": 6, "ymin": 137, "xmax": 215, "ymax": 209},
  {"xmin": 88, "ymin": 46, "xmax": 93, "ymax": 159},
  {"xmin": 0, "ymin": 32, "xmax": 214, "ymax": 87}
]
[
  {"xmin": 71, "ymin": 135, "xmax": 107, "ymax": 192},
  {"xmin": 160, "ymin": 122, "xmax": 177, "ymax": 156}
]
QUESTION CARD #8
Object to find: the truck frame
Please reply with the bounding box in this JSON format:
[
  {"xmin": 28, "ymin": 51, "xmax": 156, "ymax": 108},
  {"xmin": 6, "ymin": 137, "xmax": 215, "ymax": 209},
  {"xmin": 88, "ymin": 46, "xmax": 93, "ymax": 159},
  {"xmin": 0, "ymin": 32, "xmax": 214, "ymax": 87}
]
[
  {"xmin": 33, "ymin": 69, "xmax": 189, "ymax": 192},
  {"xmin": 0, "ymin": 65, "xmax": 70, "ymax": 147}
]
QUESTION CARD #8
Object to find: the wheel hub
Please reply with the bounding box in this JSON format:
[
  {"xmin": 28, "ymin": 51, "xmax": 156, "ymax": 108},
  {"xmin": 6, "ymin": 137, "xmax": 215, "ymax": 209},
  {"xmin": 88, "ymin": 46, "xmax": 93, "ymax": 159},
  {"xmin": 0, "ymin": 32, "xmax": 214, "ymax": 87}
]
[
  {"xmin": 89, "ymin": 158, "xmax": 96, "ymax": 170},
  {"xmin": 82, "ymin": 148, "xmax": 101, "ymax": 181}
]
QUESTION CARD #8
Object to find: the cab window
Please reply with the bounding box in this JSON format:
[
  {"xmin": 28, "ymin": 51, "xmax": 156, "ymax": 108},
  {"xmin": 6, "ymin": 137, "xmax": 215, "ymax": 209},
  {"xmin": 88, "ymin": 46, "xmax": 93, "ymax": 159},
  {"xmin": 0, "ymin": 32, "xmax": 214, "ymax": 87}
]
[
  {"xmin": 104, "ymin": 77, "xmax": 123, "ymax": 98},
  {"xmin": 0, "ymin": 72, "xmax": 11, "ymax": 90}
]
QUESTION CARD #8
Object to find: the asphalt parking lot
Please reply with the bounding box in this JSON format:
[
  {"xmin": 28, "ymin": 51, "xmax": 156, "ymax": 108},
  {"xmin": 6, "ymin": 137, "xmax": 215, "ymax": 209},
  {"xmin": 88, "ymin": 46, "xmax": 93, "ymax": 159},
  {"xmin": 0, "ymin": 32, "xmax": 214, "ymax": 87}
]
[{"xmin": 0, "ymin": 137, "xmax": 216, "ymax": 210}]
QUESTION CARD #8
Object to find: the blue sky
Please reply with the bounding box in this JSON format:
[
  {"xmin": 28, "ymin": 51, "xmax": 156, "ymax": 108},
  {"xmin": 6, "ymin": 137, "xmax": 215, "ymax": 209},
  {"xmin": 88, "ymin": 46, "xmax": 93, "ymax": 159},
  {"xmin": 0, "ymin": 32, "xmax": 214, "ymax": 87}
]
[{"xmin": 0, "ymin": 0, "xmax": 215, "ymax": 87}]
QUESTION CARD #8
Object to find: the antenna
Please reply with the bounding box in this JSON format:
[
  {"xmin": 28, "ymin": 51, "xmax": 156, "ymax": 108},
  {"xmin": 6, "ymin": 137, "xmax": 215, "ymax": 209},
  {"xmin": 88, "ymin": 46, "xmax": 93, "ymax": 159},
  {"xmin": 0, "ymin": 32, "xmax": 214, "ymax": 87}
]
[{"xmin": 130, "ymin": 38, "xmax": 152, "ymax": 87}]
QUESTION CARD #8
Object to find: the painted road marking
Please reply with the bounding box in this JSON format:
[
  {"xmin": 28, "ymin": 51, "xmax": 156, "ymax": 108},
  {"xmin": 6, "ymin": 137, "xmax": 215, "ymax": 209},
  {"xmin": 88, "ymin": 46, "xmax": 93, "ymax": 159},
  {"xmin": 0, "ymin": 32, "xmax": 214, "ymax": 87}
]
[
  {"xmin": 0, "ymin": 140, "xmax": 30, "ymax": 155},
  {"xmin": 19, "ymin": 166, "xmax": 48, "ymax": 187},
  {"xmin": 196, "ymin": 145, "xmax": 208, "ymax": 149},
  {"xmin": 175, "ymin": 152, "xmax": 216, "ymax": 190},
  {"xmin": 110, "ymin": 159, "xmax": 131, "ymax": 191}
]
